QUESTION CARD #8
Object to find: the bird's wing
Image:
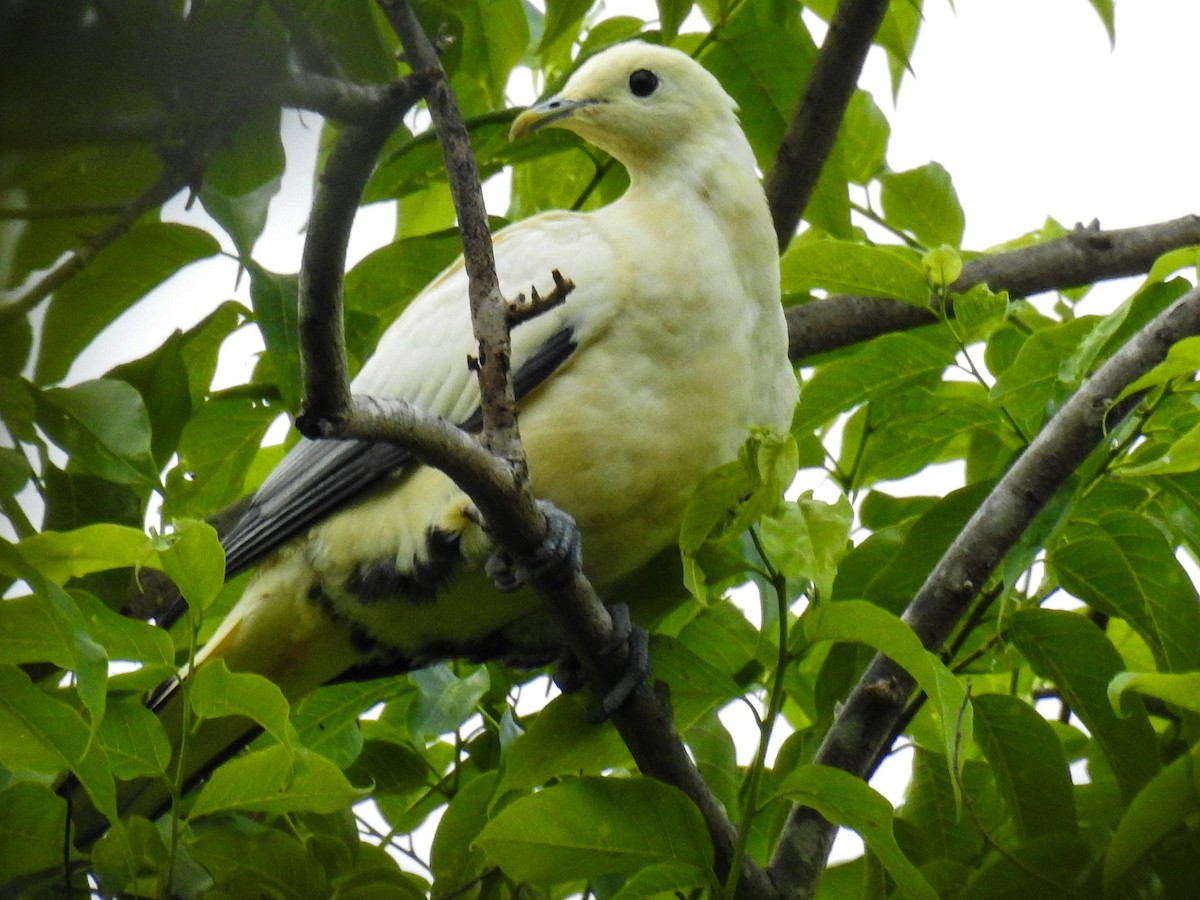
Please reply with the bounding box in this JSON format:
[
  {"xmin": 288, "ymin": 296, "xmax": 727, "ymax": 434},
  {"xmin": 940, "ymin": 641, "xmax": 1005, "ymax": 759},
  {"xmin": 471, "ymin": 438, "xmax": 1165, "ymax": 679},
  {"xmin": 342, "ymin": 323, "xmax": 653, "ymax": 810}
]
[{"xmin": 218, "ymin": 211, "xmax": 614, "ymax": 580}]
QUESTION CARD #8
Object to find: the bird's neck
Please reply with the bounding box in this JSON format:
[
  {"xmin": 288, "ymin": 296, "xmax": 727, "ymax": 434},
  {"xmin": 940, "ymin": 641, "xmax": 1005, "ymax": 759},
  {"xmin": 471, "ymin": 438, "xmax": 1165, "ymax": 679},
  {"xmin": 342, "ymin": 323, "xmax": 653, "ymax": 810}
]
[{"xmin": 622, "ymin": 129, "xmax": 775, "ymax": 263}]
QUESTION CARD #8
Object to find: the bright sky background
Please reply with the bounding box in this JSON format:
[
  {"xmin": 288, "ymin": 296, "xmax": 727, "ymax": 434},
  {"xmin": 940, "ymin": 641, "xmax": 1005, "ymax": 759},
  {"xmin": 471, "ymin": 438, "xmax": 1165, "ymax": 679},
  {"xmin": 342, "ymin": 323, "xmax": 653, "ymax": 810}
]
[{"xmin": 51, "ymin": 0, "xmax": 1200, "ymax": 874}]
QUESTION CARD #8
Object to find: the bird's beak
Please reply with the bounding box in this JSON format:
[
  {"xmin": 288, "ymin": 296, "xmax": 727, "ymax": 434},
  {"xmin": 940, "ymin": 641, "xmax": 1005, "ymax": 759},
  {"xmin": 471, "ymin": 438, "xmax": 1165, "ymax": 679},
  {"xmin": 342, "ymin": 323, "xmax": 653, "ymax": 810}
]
[{"xmin": 510, "ymin": 96, "xmax": 600, "ymax": 140}]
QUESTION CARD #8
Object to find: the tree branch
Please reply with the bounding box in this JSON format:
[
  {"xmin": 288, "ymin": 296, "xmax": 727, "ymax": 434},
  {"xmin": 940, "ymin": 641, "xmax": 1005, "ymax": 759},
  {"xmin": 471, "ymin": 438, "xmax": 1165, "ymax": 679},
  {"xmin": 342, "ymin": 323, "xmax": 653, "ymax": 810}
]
[
  {"xmin": 764, "ymin": 0, "xmax": 890, "ymax": 250},
  {"xmin": 767, "ymin": 282, "xmax": 1200, "ymax": 896},
  {"xmin": 382, "ymin": 2, "xmax": 523, "ymax": 469},
  {"xmin": 292, "ymin": 73, "xmax": 428, "ymax": 424},
  {"xmin": 786, "ymin": 214, "xmax": 1200, "ymax": 361}
]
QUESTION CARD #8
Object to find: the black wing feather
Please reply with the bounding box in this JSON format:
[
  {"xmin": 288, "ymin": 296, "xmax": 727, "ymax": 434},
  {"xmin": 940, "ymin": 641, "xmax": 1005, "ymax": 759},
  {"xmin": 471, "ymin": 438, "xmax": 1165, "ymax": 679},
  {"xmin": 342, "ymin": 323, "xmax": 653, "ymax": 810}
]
[{"xmin": 218, "ymin": 325, "xmax": 577, "ymax": 579}]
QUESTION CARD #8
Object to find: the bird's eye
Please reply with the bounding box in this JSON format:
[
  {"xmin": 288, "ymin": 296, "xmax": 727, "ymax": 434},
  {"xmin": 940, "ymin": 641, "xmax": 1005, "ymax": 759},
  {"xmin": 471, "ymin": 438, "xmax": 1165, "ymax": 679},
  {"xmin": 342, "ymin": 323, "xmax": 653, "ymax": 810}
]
[{"xmin": 628, "ymin": 69, "xmax": 659, "ymax": 98}]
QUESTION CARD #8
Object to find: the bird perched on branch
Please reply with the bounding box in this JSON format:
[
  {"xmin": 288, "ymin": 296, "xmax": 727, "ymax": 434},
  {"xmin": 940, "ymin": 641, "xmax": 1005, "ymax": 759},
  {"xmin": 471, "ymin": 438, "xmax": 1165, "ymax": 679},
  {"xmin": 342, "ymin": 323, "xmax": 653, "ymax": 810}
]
[{"xmin": 70, "ymin": 41, "xmax": 798, "ymax": 845}]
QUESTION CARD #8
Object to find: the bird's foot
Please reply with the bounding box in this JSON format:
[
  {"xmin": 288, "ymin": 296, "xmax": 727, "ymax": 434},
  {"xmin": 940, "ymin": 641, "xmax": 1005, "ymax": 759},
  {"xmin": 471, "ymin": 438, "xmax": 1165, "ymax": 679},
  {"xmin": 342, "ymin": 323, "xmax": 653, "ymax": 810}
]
[
  {"xmin": 485, "ymin": 500, "xmax": 582, "ymax": 593},
  {"xmin": 553, "ymin": 602, "xmax": 651, "ymax": 722}
]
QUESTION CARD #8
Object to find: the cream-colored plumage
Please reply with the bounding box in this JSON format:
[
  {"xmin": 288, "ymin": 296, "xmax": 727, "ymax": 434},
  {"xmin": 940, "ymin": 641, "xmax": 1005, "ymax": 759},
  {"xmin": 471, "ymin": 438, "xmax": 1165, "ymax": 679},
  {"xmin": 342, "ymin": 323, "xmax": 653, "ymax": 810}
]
[{"xmin": 77, "ymin": 41, "xmax": 797, "ymax": 842}]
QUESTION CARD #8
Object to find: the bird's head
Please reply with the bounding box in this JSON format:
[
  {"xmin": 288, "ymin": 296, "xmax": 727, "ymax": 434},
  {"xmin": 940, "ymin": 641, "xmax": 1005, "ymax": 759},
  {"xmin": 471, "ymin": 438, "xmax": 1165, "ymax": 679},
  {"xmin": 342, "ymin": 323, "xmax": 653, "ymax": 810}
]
[{"xmin": 509, "ymin": 42, "xmax": 744, "ymax": 174}]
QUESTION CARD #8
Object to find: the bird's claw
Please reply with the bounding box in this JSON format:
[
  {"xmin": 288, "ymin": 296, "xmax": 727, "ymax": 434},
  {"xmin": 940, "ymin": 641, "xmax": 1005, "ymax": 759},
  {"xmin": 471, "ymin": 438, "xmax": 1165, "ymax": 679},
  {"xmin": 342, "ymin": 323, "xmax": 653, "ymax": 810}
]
[
  {"xmin": 485, "ymin": 500, "xmax": 582, "ymax": 593},
  {"xmin": 553, "ymin": 602, "xmax": 652, "ymax": 722}
]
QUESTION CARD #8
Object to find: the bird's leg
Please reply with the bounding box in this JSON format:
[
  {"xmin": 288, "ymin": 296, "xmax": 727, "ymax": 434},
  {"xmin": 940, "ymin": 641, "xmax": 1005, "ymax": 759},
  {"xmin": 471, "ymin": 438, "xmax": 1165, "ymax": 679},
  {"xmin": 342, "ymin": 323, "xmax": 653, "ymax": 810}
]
[
  {"xmin": 553, "ymin": 602, "xmax": 651, "ymax": 722},
  {"xmin": 484, "ymin": 499, "xmax": 582, "ymax": 592},
  {"xmin": 485, "ymin": 501, "xmax": 651, "ymax": 718}
]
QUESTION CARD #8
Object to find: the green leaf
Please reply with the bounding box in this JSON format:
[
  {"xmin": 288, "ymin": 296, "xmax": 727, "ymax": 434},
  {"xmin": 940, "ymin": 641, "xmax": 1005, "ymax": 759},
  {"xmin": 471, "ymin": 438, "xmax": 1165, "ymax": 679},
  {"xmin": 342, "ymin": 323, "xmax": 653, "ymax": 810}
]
[
  {"xmin": 538, "ymin": 0, "xmax": 591, "ymax": 52},
  {"xmin": 989, "ymin": 317, "xmax": 1097, "ymax": 436},
  {"xmin": 200, "ymin": 107, "xmax": 284, "ymax": 256},
  {"xmin": 960, "ymin": 833, "xmax": 1093, "ymax": 900},
  {"xmin": 189, "ymin": 659, "xmax": 296, "ymax": 753},
  {"xmin": 430, "ymin": 771, "xmax": 497, "ymax": 888},
  {"xmin": 6, "ymin": 146, "xmax": 163, "ymax": 291},
  {"xmin": 698, "ymin": 9, "xmax": 815, "ymax": 170},
  {"xmin": 880, "ymin": 163, "xmax": 965, "ymax": 248},
  {"xmin": 36, "ymin": 379, "xmax": 159, "ymax": 486},
  {"xmin": 96, "ymin": 695, "xmax": 172, "ymax": 780},
  {"xmin": 679, "ymin": 430, "xmax": 797, "ymax": 599},
  {"xmin": 0, "ymin": 313, "xmax": 33, "ymax": 378},
  {"xmin": 1117, "ymin": 334, "xmax": 1200, "ymax": 402},
  {"xmin": 804, "ymin": 601, "xmax": 971, "ymax": 809},
  {"xmin": 344, "ymin": 233, "xmax": 464, "ymax": 319},
  {"xmin": 190, "ymin": 743, "xmax": 365, "ymax": 818},
  {"xmin": 758, "ymin": 494, "xmax": 853, "ymax": 598},
  {"xmin": 683, "ymin": 711, "xmax": 740, "ymax": 824},
  {"xmin": 0, "ymin": 542, "xmax": 108, "ymax": 719},
  {"xmin": 972, "ymin": 693, "xmax": 1077, "ymax": 839},
  {"xmin": 923, "ymin": 246, "xmax": 963, "ymax": 288},
  {"xmin": 0, "ymin": 666, "xmax": 118, "ymax": 828},
  {"xmin": 1117, "ymin": 419, "xmax": 1200, "ymax": 476},
  {"xmin": 651, "ymin": 635, "xmax": 743, "ymax": 728},
  {"xmin": 449, "ymin": 0, "xmax": 530, "ymax": 109},
  {"xmin": 499, "ymin": 692, "xmax": 629, "ymax": 794},
  {"xmin": 838, "ymin": 90, "xmax": 890, "ymax": 185},
  {"xmin": 248, "ymin": 264, "xmax": 302, "ymax": 411},
  {"xmin": 1102, "ymin": 744, "xmax": 1200, "ymax": 891},
  {"xmin": 898, "ymin": 748, "xmax": 985, "ymax": 865},
  {"xmin": 864, "ymin": 482, "xmax": 993, "ymax": 615},
  {"xmin": 406, "ymin": 664, "xmax": 490, "ymax": 742},
  {"xmin": 1109, "ymin": 671, "xmax": 1200, "ymax": 717},
  {"xmin": 1086, "ymin": 0, "xmax": 1116, "ymax": 45},
  {"xmin": 294, "ymin": 679, "xmax": 398, "ymax": 768},
  {"xmin": 36, "ymin": 223, "xmax": 220, "ymax": 384},
  {"xmin": 10, "ymin": 522, "xmax": 154, "ymax": 583},
  {"xmin": 166, "ymin": 394, "xmax": 279, "ymax": 518},
  {"xmin": 1008, "ymin": 609, "xmax": 1159, "ymax": 803},
  {"xmin": 656, "ymin": 0, "xmax": 693, "ymax": 42},
  {"xmin": 476, "ymin": 776, "xmax": 713, "ymax": 885},
  {"xmin": 70, "ymin": 590, "xmax": 174, "ymax": 669},
  {"xmin": 1049, "ymin": 512, "xmax": 1200, "ymax": 673},
  {"xmin": 795, "ymin": 332, "xmax": 954, "ymax": 433},
  {"xmin": 188, "ymin": 819, "xmax": 330, "ymax": 895},
  {"xmin": 157, "ymin": 519, "xmax": 226, "ymax": 614},
  {"xmin": 782, "ymin": 241, "xmax": 929, "ymax": 306},
  {"xmin": 0, "ymin": 781, "xmax": 69, "ymax": 880},
  {"xmin": 777, "ymin": 765, "xmax": 939, "ymax": 900},
  {"xmin": 854, "ymin": 383, "xmax": 1001, "ymax": 487},
  {"xmin": 344, "ymin": 738, "xmax": 431, "ymax": 796},
  {"xmin": 610, "ymin": 863, "xmax": 710, "ymax": 900}
]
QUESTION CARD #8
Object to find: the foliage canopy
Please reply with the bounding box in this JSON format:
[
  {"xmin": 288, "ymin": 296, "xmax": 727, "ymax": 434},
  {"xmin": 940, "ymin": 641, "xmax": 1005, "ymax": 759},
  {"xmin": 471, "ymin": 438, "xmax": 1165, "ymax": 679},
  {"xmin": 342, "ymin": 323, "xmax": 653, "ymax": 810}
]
[{"xmin": 1, "ymin": 1, "xmax": 1199, "ymax": 898}]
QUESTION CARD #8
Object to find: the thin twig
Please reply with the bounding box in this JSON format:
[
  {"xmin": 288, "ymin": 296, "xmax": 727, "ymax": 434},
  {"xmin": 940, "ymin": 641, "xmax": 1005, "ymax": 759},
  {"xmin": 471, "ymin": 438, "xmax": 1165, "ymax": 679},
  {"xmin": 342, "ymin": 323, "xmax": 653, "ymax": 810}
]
[
  {"xmin": 0, "ymin": 144, "xmax": 209, "ymax": 323},
  {"xmin": 382, "ymin": 0, "xmax": 523, "ymax": 470}
]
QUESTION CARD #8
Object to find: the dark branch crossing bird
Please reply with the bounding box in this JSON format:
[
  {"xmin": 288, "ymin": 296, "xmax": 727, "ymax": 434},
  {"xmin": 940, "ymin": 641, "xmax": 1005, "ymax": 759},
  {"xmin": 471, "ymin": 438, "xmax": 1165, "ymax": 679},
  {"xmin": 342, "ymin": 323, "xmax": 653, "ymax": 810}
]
[{"xmin": 69, "ymin": 41, "xmax": 799, "ymax": 845}]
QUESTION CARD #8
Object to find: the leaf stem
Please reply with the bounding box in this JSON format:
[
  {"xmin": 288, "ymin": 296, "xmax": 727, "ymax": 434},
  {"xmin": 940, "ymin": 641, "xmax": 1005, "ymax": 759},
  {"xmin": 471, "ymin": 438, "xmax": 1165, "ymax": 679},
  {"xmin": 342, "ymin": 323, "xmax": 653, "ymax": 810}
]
[{"xmin": 726, "ymin": 527, "xmax": 794, "ymax": 897}]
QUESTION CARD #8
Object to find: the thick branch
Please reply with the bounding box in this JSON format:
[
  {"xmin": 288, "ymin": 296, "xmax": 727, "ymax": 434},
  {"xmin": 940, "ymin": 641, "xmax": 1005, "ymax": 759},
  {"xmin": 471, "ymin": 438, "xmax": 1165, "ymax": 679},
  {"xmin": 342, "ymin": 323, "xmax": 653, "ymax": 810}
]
[
  {"xmin": 768, "ymin": 283, "xmax": 1200, "ymax": 895},
  {"xmin": 764, "ymin": 0, "xmax": 890, "ymax": 250},
  {"xmin": 786, "ymin": 214, "xmax": 1200, "ymax": 361},
  {"xmin": 956, "ymin": 214, "xmax": 1200, "ymax": 297},
  {"xmin": 294, "ymin": 75, "xmax": 427, "ymax": 425},
  {"xmin": 277, "ymin": 73, "xmax": 428, "ymax": 125}
]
